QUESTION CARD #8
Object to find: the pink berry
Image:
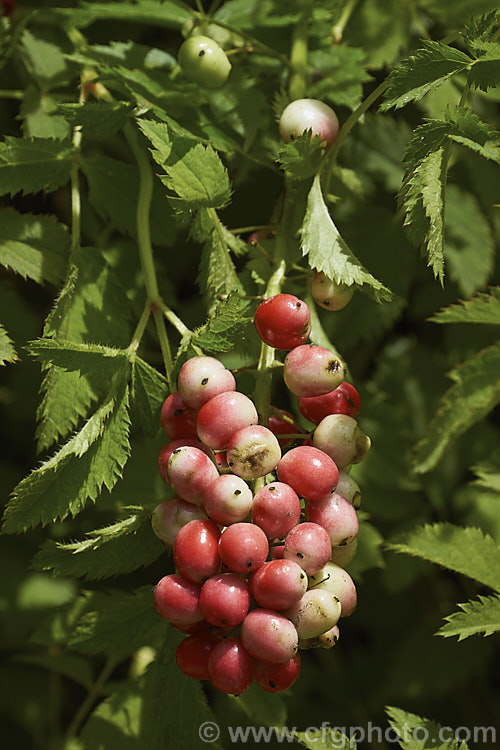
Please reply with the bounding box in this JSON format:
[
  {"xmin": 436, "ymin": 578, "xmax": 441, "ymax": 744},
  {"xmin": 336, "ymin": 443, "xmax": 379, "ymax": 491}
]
[
  {"xmin": 308, "ymin": 562, "xmax": 357, "ymax": 617},
  {"xmin": 305, "ymin": 493, "xmax": 359, "ymax": 548},
  {"xmin": 173, "ymin": 519, "xmax": 221, "ymax": 583},
  {"xmin": 226, "ymin": 424, "xmax": 281, "ymax": 480},
  {"xmin": 271, "ymin": 544, "xmax": 285, "ymax": 560},
  {"xmin": 176, "ymin": 632, "xmax": 219, "ymax": 679},
  {"xmin": 313, "ymin": 414, "xmax": 371, "ymax": 468},
  {"xmin": 285, "ymin": 589, "xmax": 341, "ymax": 639},
  {"xmin": 249, "ymin": 559, "xmax": 307, "ymax": 610},
  {"xmin": 204, "ymin": 473, "xmax": 253, "ymax": 525},
  {"xmin": 157, "ymin": 438, "xmax": 207, "ymax": 483},
  {"xmin": 254, "ymin": 294, "xmax": 311, "ymax": 350},
  {"xmin": 178, "ymin": 356, "xmax": 236, "ymax": 409},
  {"xmin": 298, "ymin": 382, "xmax": 361, "ymax": 425},
  {"xmin": 208, "ymin": 637, "xmax": 254, "ymax": 695},
  {"xmin": 151, "ymin": 498, "xmax": 207, "ymax": 547},
  {"xmin": 279, "ymin": 99, "xmax": 339, "ymax": 146},
  {"xmin": 283, "ymin": 344, "xmax": 344, "ymax": 397},
  {"xmin": 167, "ymin": 445, "xmax": 219, "ymax": 505},
  {"xmin": 311, "ymin": 271, "xmax": 354, "ymax": 311},
  {"xmin": 241, "ymin": 609, "xmax": 298, "ymax": 663},
  {"xmin": 283, "ymin": 522, "xmax": 332, "ymax": 575},
  {"xmin": 200, "ymin": 572, "xmax": 251, "ymax": 627},
  {"xmin": 277, "ymin": 445, "xmax": 339, "ymax": 501},
  {"xmin": 218, "ymin": 522, "xmax": 269, "ymax": 573},
  {"xmin": 252, "ymin": 482, "xmax": 301, "ymax": 539},
  {"xmin": 160, "ymin": 392, "xmax": 198, "ymax": 440},
  {"xmin": 254, "ymin": 653, "xmax": 301, "ymax": 693},
  {"xmin": 153, "ymin": 573, "xmax": 204, "ymax": 628},
  {"xmin": 196, "ymin": 391, "xmax": 258, "ymax": 450}
]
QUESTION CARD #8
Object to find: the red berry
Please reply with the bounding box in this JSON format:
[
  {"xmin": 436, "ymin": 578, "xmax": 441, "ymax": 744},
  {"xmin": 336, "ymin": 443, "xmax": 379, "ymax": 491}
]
[
  {"xmin": 167, "ymin": 445, "xmax": 219, "ymax": 505},
  {"xmin": 176, "ymin": 632, "xmax": 219, "ymax": 679},
  {"xmin": 279, "ymin": 99, "xmax": 339, "ymax": 146},
  {"xmin": 200, "ymin": 572, "xmax": 251, "ymax": 626},
  {"xmin": 218, "ymin": 522, "xmax": 269, "ymax": 573},
  {"xmin": 277, "ymin": 445, "xmax": 339, "ymax": 501},
  {"xmin": 208, "ymin": 637, "xmax": 254, "ymax": 695},
  {"xmin": 254, "ymin": 294, "xmax": 311, "ymax": 350},
  {"xmin": 284, "ymin": 344, "xmax": 344, "ymax": 397},
  {"xmin": 178, "ymin": 356, "xmax": 235, "ymax": 409},
  {"xmin": 249, "ymin": 559, "xmax": 307, "ymax": 610},
  {"xmin": 160, "ymin": 392, "xmax": 198, "ymax": 440},
  {"xmin": 153, "ymin": 574, "xmax": 204, "ymax": 628},
  {"xmin": 240, "ymin": 609, "xmax": 298, "ymax": 663},
  {"xmin": 173, "ymin": 519, "xmax": 221, "ymax": 583},
  {"xmin": 283, "ymin": 521, "xmax": 332, "ymax": 575},
  {"xmin": 196, "ymin": 391, "xmax": 258, "ymax": 450},
  {"xmin": 252, "ymin": 482, "xmax": 301, "ymax": 539},
  {"xmin": 298, "ymin": 382, "xmax": 361, "ymax": 424},
  {"xmin": 254, "ymin": 653, "xmax": 301, "ymax": 693},
  {"xmin": 305, "ymin": 493, "xmax": 359, "ymax": 548}
]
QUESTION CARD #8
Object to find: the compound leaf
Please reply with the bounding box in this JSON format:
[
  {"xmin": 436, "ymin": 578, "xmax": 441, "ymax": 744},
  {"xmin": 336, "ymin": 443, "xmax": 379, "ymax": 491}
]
[
  {"xmin": 0, "ymin": 137, "xmax": 75, "ymax": 196},
  {"xmin": 0, "ymin": 323, "xmax": 17, "ymax": 365},
  {"xmin": 430, "ymin": 287, "xmax": 500, "ymax": 325},
  {"xmin": 386, "ymin": 705, "xmax": 469, "ymax": 749},
  {"xmin": 191, "ymin": 291, "xmax": 252, "ymax": 353}
]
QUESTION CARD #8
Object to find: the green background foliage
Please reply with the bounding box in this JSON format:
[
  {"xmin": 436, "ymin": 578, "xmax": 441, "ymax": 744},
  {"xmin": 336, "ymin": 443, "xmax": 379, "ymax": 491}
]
[{"xmin": 0, "ymin": 1, "xmax": 499, "ymax": 748}]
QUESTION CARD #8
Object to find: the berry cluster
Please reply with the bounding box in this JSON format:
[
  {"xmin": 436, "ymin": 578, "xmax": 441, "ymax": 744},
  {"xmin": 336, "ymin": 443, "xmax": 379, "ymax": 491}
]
[{"xmin": 152, "ymin": 294, "xmax": 369, "ymax": 695}]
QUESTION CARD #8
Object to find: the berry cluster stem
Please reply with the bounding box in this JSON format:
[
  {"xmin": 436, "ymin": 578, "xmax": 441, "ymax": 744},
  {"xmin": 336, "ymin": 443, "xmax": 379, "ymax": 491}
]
[{"xmin": 289, "ymin": 0, "xmax": 312, "ymax": 100}]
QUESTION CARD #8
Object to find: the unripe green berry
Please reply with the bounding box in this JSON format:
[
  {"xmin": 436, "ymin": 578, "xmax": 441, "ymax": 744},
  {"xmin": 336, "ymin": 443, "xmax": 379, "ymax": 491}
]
[{"xmin": 178, "ymin": 35, "xmax": 231, "ymax": 89}]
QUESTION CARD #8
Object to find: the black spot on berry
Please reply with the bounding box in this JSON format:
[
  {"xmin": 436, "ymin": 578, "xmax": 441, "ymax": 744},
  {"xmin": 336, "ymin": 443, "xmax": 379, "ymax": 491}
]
[
  {"xmin": 229, "ymin": 461, "xmax": 234, "ymax": 467},
  {"xmin": 296, "ymin": 552, "xmax": 304, "ymax": 559},
  {"xmin": 173, "ymin": 448, "xmax": 182, "ymax": 454},
  {"xmin": 296, "ymin": 302, "xmax": 301, "ymax": 308},
  {"xmin": 269, "ymin": 485, "xmax": 276, "ymax": 491},
  {"xmin": 234, "ymin": 489, "xmax": 241, "ymax": 495},
  {"xmin": 323, "ymin": 299, "xmax": 330, "ymax": 306},
  {"xmin": 289, "ymin": 132, "xmax": 296, "ymax": 140},
  {"xmin": 348, "ymin": 398, "xmax": 355, "ymax": 408},
  {"xmin": 269, "ymin": 681, "xmax": 276, "ymax": 688},
  {"xmin": 201, "ymin": 377, "xmax": 209, "ymax": 385},
  {"xmin": 173, "ymin": 409, "xmax": 183, "ymax": 417},
  {"xmin": 247, "ymin": 561, "xmax": 253, "ymax": 568},
  {"xmin": 199, "ymin": 49, "xmax": 205, "ymax": 57},
  {"xmin": 327, "ymin": 359, "xmax": 341, "ymax": 373}
]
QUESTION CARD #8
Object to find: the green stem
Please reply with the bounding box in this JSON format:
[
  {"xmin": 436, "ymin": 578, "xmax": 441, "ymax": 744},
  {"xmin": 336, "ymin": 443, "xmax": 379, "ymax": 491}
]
[
  {"xmin": 0, "ymin": 89, "xmax": 23, "ymax": 98},
  {"xmin": 289, "ymin": 1, "xmax": 312, "ymax": 99},
  {"xmin": 128, "ymin": 303, "xmax": 152, "ymax": 354},
  {"xmin": 70, "ymin": 77, "xmax": 87, "ymax": 254},
  {"xmin": 157, "ymin": 300, "xmax": 192, "ymax": 338},
  {"xmin": 124, "ymin": 121, "xmax": 173, "ymax": 387},
  {"xmin": 331, "ymin": 0, "xmax": 359, "ymax": 44},
  {"xmin": 63, "ymin": 659, "xmax": 116, "ymax": 745}
]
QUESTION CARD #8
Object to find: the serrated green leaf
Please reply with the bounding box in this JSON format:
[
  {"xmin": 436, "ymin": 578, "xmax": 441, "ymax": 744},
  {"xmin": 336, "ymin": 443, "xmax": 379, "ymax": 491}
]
[
  {"xmin": 400, "ymin": 146, "xmax": 446, "ymax": 284},
  {"xmin": 468, "ymin": 42, "xmax": 500, "ymax": 91},
  {"xmin": 37, "ymin": 247, "xmax": 131, "ymax": 452},
  {"xmin": 0, "ymin": 207, "xmax": 69, "ymax": 286},
  {"xmin": 463, "ymin": 10, "xmax": 498, "ymax": 48},
  {"xmin": 2, "ymin": 372, "xmax": 131, "ymax": 533},
  {"xmin": 191, "ymin": 291, "xmax": 252, "ymax": 353},
  {"xmin": 32, "ymin": 512, "xmax": 165, "ymax": 581},
  {"xmin": 0, "ymin": 136, "xmax": 75, "ymax": 196},
  {"xmin": 69, "ymin": 587, "xmax": 165, "ymax": 660},
  {"xmin": 81, "ymin": 155, "xmax": 176, "ymax": 246},
  {"xmin": 413, "ymin": 342, "xmax": 500, "ymax": 473},
  {"xmin": 388, "ymin": 523, "xmax": 500, "ymax": 592},
  {"xmin": 56, "ymin": 102, "xmax": 132, "ymax": 137},
  {"xmin": 295, "ymin": 729, "xmax": 355, "ymax": 750},
  {"xmin": 443, "ymin": 185, "xmax": 495, "ymax": 297},
  {"xmin": 301, "ymin": 175, "xmax": 393, "ymax": 302},
  {"xmin": 27, "ymin": 339, "xmax": 130, "ymax": 374},
  {"xmin": 20, "ymin": 87, "xmax": 70, "ymax": 140},
  {"xmin": 132, "ymin": 357, "xmax": 168, "ymax": 433},
  {"xmin": 471, "ymin": 453, "xmax": 500, "ymax": 492},
  {"xmin": 430, "ymin": 287, "xmax": 500, "ymax": 325},
  {"xmin": 381, "ymin": 41, "xmax": 472, "ymax": 111},
  {"xmin": 0, "ymin": 323, "xmax": 17, "ymax": 365},
  {"xmin": 445, "ymin": 107, "xmax": 500, "ymax": 162},
  {"xmin": 402, "ymin": 121, "xmax": 450, "ymax": 176},
  {"xmin": 277, "ymin": 132, "xmax": 325, "ymax": 180},
  {"xmin": 21, "ymin": 29, "xmax": 68, "ymax": 88},
  {"xmin": 437, "ymin": 594, "xmax": 500, "ymax": 641},
  {"xmin": 386, "ymin": 705, "xmax": 469, "ymax": 749}
]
